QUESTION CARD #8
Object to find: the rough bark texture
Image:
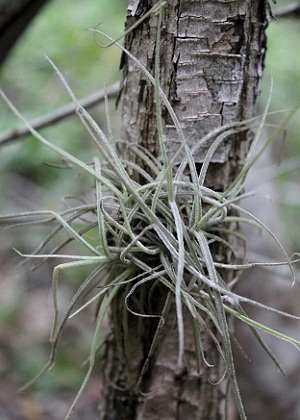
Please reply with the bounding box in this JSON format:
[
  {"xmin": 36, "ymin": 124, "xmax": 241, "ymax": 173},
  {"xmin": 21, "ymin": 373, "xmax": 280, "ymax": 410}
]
[
  {"xmin": 0, "ymin": 0, "xmax": 50, "ymax": 66},
  {"xmin": 121, "ymin": 0, "xmax": 267, "ymax": 189},
  {"xmin": 99, "ymin": 1, "xmax": 267, "ymax": 419},
  {"xmin": 100, "ymin": 297, "xmax": 226, "ymax": 420}
]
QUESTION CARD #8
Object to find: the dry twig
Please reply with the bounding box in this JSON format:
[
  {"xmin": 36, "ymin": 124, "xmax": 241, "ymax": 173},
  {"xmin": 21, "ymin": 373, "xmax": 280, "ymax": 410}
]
[{"xmin": 0, "ymin": 82, "xmax": 119, "ymax": 146}]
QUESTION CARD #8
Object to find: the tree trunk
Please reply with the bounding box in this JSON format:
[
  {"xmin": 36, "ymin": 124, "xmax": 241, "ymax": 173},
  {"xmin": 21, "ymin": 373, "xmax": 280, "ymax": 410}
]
[
  {"xmin": 99, "ymin": 1, "xmax": 267, "ymax": 418},
  {"xmin": 121, "ymin": 0, "xmax": 267, "ymax": 189}
]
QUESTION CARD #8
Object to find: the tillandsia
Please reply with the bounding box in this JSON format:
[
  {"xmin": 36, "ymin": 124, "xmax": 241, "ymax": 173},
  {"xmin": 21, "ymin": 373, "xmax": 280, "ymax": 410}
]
[
  {"xmin": 1, "ymin": 69, "xmax": 300, "ymax": 419},
  {"xmin": 1, "ymin": 8, "xmax": 300, "ymax": 420}
]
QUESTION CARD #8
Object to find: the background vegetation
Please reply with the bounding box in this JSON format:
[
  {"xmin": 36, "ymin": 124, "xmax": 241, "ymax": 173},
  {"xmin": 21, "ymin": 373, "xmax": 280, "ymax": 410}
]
[{"xmin": 0, "ymin": 0, "xmax": 299, "ymax": 418}]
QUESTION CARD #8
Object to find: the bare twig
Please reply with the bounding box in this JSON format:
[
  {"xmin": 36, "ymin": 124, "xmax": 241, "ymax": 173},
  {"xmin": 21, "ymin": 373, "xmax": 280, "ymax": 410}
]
[{"xmin": 0, "ymin": 82, "xmax": 120, "ymax": 146}]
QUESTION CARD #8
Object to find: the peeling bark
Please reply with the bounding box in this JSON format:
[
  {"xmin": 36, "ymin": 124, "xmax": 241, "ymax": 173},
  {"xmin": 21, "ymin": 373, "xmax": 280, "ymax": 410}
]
[
  {"xmin": 121, "ymin": 0, "xmax": 267, "ymax": 189},
  {"xmin": 99, "ymin": 1, "xmax": 267, "ymax": 418}
]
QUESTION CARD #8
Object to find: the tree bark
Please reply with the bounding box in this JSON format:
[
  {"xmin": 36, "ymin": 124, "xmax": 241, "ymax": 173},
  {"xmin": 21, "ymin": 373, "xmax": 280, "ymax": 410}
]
[
  {"xmin": 99, "ymin": 1, "xmax": 267, "ymax": 418},
  {"xmin": 121, "ymin": 0, "xmax": 267, "ymax": 189}
]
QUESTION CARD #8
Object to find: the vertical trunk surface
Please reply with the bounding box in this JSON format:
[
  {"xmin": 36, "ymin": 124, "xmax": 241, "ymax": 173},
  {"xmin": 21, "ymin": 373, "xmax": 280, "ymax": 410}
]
[
  {"xmin": 121, "ymin": 0, "xmax": 267, "ymax": 188},
  {"xmin": 99, "ymin": 1, "xmax": 267, "ymax": 419}
]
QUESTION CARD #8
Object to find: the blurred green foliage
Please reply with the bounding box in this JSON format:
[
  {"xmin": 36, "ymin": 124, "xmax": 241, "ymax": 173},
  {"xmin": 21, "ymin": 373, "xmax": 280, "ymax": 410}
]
[
  {"xmin": 0, "ymin": 0, "xmax": 126, "ymax": 190},
  {"xmin": 0, "ymin": 0, "xmax": 126, "ymax": 395},
  {"xmin": 263, "ymin": 17, "xmax": 300, "ymax": 154},
  {"xmin": 0, "ymin": 0, "xmax": 126, "ymax": 109},
  {"xmin": 262, "ymin": 5, "xmax": 300, "ymax": 249}
]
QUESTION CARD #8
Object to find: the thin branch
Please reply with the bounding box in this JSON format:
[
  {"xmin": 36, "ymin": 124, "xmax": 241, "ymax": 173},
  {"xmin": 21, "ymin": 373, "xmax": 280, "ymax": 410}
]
[
  {"xmin": 274, "ymin": 2, "xmax": 300, "ymax": 18},
  {"xmin": 0, "ymin": 81, "xmax": 120, "ymax": 146}
]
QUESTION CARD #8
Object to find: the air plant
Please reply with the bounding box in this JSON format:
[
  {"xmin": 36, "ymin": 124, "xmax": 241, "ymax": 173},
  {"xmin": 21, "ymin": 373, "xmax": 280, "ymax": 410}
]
[{"xmin": 0, "ymin": 6, "xmax": 300, "ymax": 419}]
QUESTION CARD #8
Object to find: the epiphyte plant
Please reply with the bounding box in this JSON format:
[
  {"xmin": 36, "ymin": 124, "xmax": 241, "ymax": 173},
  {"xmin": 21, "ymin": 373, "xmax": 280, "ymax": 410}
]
[{"xmin": 1, "ymin": 4, "xmax": 300, "ymax": 419}]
